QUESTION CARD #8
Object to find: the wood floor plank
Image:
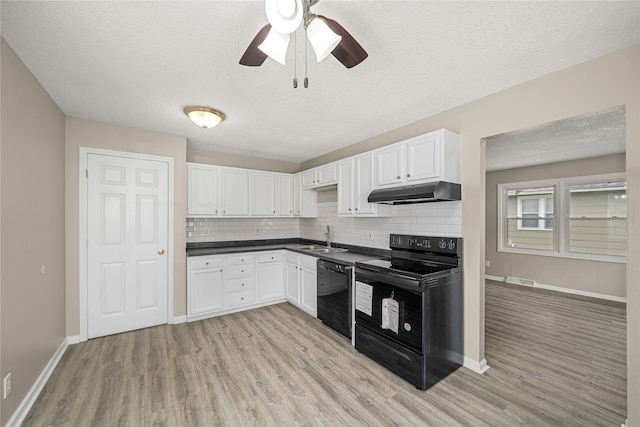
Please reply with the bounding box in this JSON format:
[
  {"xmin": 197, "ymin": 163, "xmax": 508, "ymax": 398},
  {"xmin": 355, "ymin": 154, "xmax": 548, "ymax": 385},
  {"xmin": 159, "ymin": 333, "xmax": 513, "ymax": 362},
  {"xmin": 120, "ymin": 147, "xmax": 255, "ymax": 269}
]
[{"xmin": 22, "ymin": 280, "xmax": 627, "ymax": 426}]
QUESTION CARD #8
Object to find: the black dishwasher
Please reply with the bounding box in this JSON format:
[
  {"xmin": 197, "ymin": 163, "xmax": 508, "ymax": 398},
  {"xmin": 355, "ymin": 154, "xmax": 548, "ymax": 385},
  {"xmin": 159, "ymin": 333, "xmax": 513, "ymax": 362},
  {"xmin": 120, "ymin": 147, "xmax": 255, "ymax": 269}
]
[{"xmin": 317, "ymin": 259, "xmax": 352, "ymax": 339}]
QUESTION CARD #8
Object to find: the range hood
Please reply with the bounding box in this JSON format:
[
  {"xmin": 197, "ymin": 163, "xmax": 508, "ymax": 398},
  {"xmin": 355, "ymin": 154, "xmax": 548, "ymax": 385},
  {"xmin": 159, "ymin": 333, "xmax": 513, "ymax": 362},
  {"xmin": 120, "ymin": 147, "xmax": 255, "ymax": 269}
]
[{"xmin": 367, "ymin": 181, "xmax": 461, "ymax": 205}]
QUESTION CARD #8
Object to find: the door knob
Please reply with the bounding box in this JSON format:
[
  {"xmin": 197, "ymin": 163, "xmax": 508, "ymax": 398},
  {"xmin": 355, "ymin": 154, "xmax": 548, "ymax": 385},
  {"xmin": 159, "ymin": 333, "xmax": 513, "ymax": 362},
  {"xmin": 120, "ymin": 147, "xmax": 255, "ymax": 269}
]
[{"xmin": 158, "ymin": 249, "xmax": 165, "ymax": 255}]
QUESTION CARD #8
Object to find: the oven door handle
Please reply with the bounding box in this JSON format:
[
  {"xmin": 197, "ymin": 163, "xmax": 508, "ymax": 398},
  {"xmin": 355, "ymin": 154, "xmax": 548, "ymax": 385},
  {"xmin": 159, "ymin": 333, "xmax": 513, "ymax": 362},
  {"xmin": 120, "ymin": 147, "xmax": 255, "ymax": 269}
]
[{"xmin": 355, "ymin": 267, "xmax": 422, "ymax": 290}]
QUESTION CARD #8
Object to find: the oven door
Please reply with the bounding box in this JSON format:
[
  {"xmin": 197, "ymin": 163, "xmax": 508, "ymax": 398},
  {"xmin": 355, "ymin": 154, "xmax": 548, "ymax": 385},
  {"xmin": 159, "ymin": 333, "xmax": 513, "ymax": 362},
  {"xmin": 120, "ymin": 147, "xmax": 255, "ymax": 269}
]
[{"xmin": 354, "ymin": 267, "xmax": 423, "ymax": 354}]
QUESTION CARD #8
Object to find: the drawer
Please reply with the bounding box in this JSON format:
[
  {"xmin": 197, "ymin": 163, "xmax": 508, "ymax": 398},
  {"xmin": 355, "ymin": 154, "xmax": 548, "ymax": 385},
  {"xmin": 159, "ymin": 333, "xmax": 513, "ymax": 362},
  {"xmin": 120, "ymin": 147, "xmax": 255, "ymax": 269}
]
[
  {"xmin": 190, "ymin": 257, "xmax": 222, "ymax": 270},
  {"xmin": 226, "ymin": 255, "xmax": 255, "ymax": 266},
  {"xmin": 259, "ymin": 252, "xmax": 283, "ymax": 263},
  {"xmin": 225, "ymin": 289, "xmax": 255, "ymax": 308},
  {"xmin": 226, "ymin": 277, "xmax": 255, "ymax": 293},
  {"xmin": 226, "ymin": 264, "xmax": 254, "ymax": 278}
]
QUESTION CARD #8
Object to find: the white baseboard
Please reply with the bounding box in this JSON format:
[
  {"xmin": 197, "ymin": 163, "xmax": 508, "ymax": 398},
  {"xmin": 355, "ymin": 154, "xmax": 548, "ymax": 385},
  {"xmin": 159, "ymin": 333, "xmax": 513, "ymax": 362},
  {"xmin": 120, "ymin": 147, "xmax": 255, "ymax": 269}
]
[
  {"xmin": 463, "ymin": 357, "xmax": 490, "ymax": 374},
  {"xmin": 484, "ymin": 275, "xmax": 626, "ymax": 303},
  {"xmin": 172, "ymin": 315, "xmax": 187, "ymax": 324},
  {"xmin": 6, "ymin": 337, "xmax": 71, "ymax": 427},
  {"xmin": 66, "ymin": 335, "xmax": 81, "ymax": 345}
]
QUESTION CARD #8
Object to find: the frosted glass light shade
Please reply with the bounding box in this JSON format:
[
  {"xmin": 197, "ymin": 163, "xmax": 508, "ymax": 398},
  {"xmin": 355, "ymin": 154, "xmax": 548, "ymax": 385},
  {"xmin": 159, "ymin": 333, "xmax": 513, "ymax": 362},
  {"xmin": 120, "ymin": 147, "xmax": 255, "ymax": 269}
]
[
  {"xmin": 184, "ymin": 106, "xmax": 225, "ymax": 128},
  {"xmin": 258, "ymin": 28, "xmax": 290, "ymax": 65},
  {"xmin": 306, "ymin": 17, "xmax": 342, "ymax": 62}
]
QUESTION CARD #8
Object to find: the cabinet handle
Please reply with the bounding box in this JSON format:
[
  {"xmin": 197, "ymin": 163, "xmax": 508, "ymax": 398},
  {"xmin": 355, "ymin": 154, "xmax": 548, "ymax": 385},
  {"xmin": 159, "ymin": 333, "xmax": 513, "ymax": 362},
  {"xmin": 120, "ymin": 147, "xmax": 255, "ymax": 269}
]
[
  {"xmin": 241, "ymin": 283, "xmax": 245, "ymax": 286},
  {"xmin": 348, "ymin": 208, "xmax": 352, "ymax": 211},
  {"xmin": 407, "ymin": 174, "xmax": 411, "ymax": 177},
  {"xmin": 397, "ymin": 176, "xmax": 401, "ymax": 179},
  {"xmin": 205, "ymin": 262, "xmax": 209, "ymax": 265},
  {"xmin": 271, "ymin": 257, "xmax": 274, "ymax": 260},
  {"xmin": 273, "ymin": 211, "xmax": 275, "ymax": 213},
  {"xmin": 157, "ymin": 249, "xmax": 165, "ymax": 255},
  {"xmin": 241, "ymin": 269, "xmax": 244, "ymax": 273},
  {"xmin": 215, "ymin": 210, "xmax": 218, "ymax": 213},
  {"xmin": 355, "ymin": 208, "xmax": 358, "ymax": 211},
  {"xmin": 241, "ymin": 297, "xmax": 244, "ymax": 301},
  {"xmin": 219, "ymin": 269, "xmax": 223, "ymax": 272}
]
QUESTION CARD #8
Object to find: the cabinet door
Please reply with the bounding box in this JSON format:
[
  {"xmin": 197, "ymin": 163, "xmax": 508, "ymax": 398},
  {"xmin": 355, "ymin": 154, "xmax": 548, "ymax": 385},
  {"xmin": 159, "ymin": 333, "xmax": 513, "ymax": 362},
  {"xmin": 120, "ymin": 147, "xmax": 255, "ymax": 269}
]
[
  {"xmin": 221, "ymin": 168, "xmax": 249, "ymax": 216},
  {"xmin": 259, "ymin": 260, "xmax": 285, "ymax": 301},
  {"xmin": 354, "ymin": 153, "xmax": 376, "ymax": 215},
  {"xmin": 406, "ymin": 133, "xmax": 440, "ymax": 182},
  {"xmin": 252, "ymin": 171, "xmax": 276, "ymax": 216},
  {"xmin": 376, "ymin": 144, "xmax": 404, "ymax": 187},
  {"xmin": 300, "ymin": 265, "xmax": 317, "ymax": 317},
  {"xmin": 317, "ymin": 163, "xmax": 337, "ymax": 186},
  {"xmin": 189, "ymin": 267, "xmax": 224, "ymax": 315},
  {"xmin": 337, "ymin": 159, "xmax": 354, "ymax": 215},
  {"xmin": 293, "ymin": 174, "xmax": 317, "ymax": 217},
  {"xmin": 188, "ymin": 164, "xmax": 219, "ymax": 215},
  {"xmin": 301, "ymin": 169, "xmax": 317, "ymax": 189},
  {"xmin": 285, "ymin": 260, "xmax": 299, "ymax": 303},
  {"xmin": 276, "ymin": 174, "xmax": 293, "ymax": 216}
]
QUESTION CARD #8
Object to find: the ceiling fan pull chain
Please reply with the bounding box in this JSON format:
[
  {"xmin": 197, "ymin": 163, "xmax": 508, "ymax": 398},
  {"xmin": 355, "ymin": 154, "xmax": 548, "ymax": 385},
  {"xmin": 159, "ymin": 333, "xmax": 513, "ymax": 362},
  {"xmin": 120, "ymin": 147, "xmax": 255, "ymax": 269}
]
[
  {"xmin": 293, "ymin": 30, "xmax": 298, "ymax": 88},
  {"xmin": 304, "ymin": 28, "xmax": 309, "ymax": 88}
]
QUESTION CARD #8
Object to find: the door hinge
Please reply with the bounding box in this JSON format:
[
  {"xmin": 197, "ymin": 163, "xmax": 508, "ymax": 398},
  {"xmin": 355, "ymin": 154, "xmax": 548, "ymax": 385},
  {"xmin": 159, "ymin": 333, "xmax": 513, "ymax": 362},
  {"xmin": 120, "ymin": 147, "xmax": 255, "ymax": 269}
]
[{"xmin": 85, "ymin": 169, "xmax": 88, "ymax": 179}]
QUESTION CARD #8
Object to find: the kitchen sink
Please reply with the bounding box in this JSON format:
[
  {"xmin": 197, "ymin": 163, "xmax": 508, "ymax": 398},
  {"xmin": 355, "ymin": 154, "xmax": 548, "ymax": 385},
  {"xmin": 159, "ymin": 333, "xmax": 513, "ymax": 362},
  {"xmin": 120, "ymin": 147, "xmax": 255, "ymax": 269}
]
[
  {"xmin": 299, "ymin": 245, "xmax": 348, "ymax": 254},
  {"xmin": 308, "ymin": 247, "xmax": 348, "ymax": 253}
]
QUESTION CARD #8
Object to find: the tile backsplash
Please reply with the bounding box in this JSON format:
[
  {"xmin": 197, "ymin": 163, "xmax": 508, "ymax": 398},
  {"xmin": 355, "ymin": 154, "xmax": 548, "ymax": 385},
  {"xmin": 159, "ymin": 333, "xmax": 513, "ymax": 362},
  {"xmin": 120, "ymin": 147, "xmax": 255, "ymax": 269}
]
[{"xmin": 187, "ymin": 200, "xmax": 461, "ymax": 247}]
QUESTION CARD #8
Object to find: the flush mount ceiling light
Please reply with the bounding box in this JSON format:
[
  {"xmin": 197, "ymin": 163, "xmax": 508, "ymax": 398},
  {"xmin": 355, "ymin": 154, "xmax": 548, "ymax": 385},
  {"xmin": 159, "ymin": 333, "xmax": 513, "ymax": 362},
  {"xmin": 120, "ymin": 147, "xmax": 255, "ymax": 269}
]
[
  {"xmin": 240, "ymin": 0, "xmax": 367, "ymax": 70},
  {"xmin": 183, "ymin": 106, "xmax": 226, "ymax": 128}
]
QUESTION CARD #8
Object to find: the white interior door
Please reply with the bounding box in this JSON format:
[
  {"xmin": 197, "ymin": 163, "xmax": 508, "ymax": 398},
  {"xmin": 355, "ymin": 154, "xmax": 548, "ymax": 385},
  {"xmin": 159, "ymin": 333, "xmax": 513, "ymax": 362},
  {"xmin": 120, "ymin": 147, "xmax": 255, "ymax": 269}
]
[{"xmin": 87, "ymin": 153, "xmax": 169, "ymax": 339}]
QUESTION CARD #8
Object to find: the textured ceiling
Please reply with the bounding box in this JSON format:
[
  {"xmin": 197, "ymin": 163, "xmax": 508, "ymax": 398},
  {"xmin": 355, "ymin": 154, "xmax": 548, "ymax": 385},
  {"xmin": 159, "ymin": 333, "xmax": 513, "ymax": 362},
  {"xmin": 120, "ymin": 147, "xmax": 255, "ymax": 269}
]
[
  {"xmin": 1, "ymin": 1, "xmax": 639, "ymax": 164},
  {"xmin": 485, "ymin": 107, "xmax": 627, "ymax": 172}
]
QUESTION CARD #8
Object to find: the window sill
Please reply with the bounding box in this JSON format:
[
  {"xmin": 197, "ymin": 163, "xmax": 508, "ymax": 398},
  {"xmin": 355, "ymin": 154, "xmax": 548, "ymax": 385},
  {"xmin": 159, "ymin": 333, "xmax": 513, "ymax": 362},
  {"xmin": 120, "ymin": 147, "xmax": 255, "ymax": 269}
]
[{"xmin": 498, "ymin": 246, "xmax": 626, "ymax": 264}]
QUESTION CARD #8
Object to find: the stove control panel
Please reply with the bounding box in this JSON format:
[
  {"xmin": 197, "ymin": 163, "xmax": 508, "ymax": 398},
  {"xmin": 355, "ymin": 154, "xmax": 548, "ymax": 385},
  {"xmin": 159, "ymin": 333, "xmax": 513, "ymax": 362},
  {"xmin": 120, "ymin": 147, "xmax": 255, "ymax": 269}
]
[{"xmin": 390, "ymin": 234, "xmax": 461, "ymax": 254}]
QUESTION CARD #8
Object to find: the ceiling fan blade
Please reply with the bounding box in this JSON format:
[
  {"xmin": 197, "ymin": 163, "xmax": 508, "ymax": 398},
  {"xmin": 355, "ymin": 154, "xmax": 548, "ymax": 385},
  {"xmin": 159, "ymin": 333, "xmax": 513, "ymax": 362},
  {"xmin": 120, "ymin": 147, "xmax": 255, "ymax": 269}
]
[
  {"xmin": 239, "ymin": 23, "xmax": 271, "ymax": 66},
  {"xmin": 321, "ymin": 17, "xmax": 368, "ymax": 69}
]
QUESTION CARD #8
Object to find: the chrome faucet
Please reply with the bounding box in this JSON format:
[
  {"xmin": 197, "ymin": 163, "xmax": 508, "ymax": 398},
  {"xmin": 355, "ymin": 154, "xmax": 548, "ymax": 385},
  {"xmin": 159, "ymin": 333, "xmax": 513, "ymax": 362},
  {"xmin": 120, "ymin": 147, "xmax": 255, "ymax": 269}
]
[{"xmin": 325, "ymin": 224, "xmax": 331, "ymax": 247}]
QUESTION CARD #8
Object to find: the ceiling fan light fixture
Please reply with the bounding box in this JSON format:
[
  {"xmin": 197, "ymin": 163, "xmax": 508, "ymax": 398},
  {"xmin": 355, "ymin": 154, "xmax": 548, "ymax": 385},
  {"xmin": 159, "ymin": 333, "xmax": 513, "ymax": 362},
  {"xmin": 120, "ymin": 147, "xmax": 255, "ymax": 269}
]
[
  {"xmin": 183, "ymin": 106, "xmax": 226, "ymax": 128},
  {"xmin": 265, "ymin": 0, "xmax": 303, "ymax": 34},
  {"xmin": 258, "ymin": 28, "xmax": 290, "ymax": 65},
  {"xmin": 305, "ymin": 16, "xmax": 342, "ymax": 62}
]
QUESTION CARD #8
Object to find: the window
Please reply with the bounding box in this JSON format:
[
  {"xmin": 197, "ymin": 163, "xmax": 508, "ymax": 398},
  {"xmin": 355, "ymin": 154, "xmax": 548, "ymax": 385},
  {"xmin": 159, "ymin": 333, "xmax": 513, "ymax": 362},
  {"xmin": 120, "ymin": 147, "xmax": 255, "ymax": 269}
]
[
  {"xmin": 498, "ymin": 173, "xmax": 626, "ymax": 262},
  {"xmin": 505, "ymin": 186, "xmax": 555, "ymax": 251}
]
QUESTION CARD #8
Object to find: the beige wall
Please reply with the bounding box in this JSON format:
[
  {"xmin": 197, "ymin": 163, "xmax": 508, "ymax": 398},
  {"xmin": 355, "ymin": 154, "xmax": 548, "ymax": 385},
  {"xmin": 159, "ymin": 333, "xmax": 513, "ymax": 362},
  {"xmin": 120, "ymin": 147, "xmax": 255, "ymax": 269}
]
[
  {"xmin": 302, "ymin": 45, "xmax": 640, "ymax": 424},
  {"xmin": 187, "ymin": 147, "xmax": 300, "ymax": 173},
  {"xmin": 65, "ymin": 118, "xmax": 188, "ymax": 336},
  {"xmin": 486, "ymin": 154, "xmax": 626, "ymax": 298},
  {"xmin": 1, "ymin": 39, "xmax": 67, "ymax": 425}
]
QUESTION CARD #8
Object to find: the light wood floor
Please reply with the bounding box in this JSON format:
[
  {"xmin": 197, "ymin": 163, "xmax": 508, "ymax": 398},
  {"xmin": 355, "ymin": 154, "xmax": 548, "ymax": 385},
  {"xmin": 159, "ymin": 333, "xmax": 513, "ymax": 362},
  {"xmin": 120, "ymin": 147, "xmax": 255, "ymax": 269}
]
[{"xmin": 24, "ymin": 280, "xmax": 626, "ymax": 426}]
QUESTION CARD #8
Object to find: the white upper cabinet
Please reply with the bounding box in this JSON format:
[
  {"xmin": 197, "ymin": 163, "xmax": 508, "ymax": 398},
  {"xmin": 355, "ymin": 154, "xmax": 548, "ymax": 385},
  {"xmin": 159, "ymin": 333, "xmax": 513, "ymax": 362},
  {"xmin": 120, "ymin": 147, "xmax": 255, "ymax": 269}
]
[
  {"xmin": 301, "ymin": 162, "xmax": 337, "ymax": 189},
  {"xmin": 338, "ymin": 153, "xmax": 392, "ymax": 217},
  {"xmin": 187, "ymin": 163, "xmax": 220, "ymax": 216},
  {"xmin": 376, "ymin": 144, "xmax": 405, "ymax": 187},
  {"xmin": 375, "ymin": 128, "xmax": 460, "ymax": 188},
  {"xmin": 276, "ymin": 174, "xmax": 293, "ymax": 216},
  {"xmin": 251, "ymin": 171, "xmax": 277, "ymax": 216},
  {"xmin": 301, "ymin": 169, "xmax": 317, "ymax": 189},
  {"xmin": 337, "ymin": 159, "xmax": 354, "ymax": 215},
  {"xmin": 221, "ymin": 168, "xmax": 249, "ymax": 216},
  {"xmin": 316, "ymin": 163, "xmax": 337, "ymax": 186},
  {"xmin": 188, "ymin": 163, "xmax": 306, "ymax": 218},
  {"xmin": 293, "ymin": 173, "xmax": 318, "ymax": 217}
]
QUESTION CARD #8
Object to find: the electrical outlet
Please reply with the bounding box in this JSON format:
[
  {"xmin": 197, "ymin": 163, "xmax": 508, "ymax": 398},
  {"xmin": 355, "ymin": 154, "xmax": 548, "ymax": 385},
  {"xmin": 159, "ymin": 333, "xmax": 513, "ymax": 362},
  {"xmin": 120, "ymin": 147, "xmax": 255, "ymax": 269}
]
[
  {"xmin": 3, "ymin": 373, "xmax": 11, "ymax": 399},
  {"xmin": 485, "ymin": 260, "xmax": 491, "ymax": 267}
]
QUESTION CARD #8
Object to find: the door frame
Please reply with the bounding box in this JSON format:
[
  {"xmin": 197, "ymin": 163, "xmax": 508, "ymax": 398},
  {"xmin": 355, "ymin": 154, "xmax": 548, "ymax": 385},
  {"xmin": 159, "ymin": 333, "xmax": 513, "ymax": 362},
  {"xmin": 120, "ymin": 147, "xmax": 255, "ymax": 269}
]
[{"xmin": 79, "ymin": 147, "xmax": 175, "ymax": 342}]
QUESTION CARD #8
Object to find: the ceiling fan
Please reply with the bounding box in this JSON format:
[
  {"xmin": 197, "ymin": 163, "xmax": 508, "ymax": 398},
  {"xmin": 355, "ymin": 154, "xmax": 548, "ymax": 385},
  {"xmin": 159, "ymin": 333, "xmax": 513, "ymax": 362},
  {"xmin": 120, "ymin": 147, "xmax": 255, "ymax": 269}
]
[{"xmin": 239, "ymin": 0, "xmax": 368, "ymax": 69}]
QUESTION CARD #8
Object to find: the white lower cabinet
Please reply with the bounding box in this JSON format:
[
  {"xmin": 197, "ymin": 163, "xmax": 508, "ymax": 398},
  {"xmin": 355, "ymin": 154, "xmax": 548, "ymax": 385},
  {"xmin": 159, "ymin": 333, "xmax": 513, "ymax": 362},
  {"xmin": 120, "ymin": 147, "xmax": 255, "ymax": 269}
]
[
  {"xmin": 258, "ymin": 252, "xmax": 285, "ymax": 301},
  {"xmin": 188, "ymin": 256, "xmax": 224, "ymax": 316},
  {"xmin": 187, "ymin": 250, "xmax": 285, "ymax": 320},
  {"xmin": 224, "ymin": 255, "xmax": 255, "ymax": 309},
  {"xmin": 285, "ymin": 251, "xmax": 317, "ymax": 317}
]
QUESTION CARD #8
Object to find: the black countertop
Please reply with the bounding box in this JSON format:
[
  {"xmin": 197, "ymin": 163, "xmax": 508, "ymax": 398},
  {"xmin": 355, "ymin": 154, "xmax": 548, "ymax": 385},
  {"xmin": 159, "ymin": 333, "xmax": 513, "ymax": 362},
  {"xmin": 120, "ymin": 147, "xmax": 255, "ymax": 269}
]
[{"xmin": 186, "ymin": 238, "xmax": 389, "ymax": 266}]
